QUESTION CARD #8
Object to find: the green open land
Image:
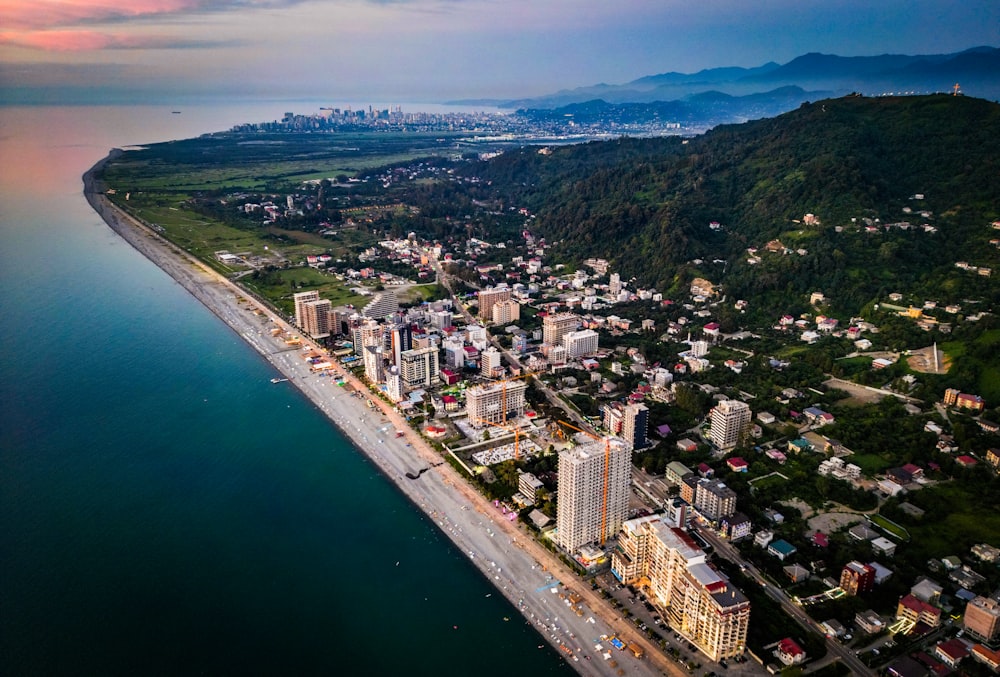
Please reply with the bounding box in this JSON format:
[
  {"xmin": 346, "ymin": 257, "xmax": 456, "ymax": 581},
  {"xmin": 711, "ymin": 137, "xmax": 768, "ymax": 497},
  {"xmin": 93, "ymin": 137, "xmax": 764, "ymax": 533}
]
[{"xmin": 98, "ymin": 130, "xmax": 481, "ymax": 312}]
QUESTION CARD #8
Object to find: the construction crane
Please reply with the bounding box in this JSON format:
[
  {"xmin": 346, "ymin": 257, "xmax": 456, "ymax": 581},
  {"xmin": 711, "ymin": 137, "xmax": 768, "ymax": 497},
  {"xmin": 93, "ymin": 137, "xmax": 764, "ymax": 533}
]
[
  {"xmin": 558, "ymin": 419, "xmax": 613, "ymax": 544},
  {"xmin": 486, "ymin": 370, "xmax": 535, "ymax": 426},
  {"xmin": 473, "ymin": 416, "xmax": 526, "ymax": 460}
]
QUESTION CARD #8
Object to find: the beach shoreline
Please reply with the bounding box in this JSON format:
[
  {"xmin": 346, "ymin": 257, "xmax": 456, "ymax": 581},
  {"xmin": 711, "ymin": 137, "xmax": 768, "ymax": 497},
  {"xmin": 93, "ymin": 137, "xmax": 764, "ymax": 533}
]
[{"xmin": 83, "ymin": 152, "xmax": 680, "ymax": 677}]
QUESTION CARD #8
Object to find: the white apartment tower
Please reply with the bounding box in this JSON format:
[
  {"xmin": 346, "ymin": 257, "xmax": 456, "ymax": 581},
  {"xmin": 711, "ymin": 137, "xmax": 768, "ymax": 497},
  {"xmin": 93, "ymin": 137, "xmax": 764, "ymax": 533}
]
[
  {"xmin": 556, "ymin": 437, "xmax": 631, "ymax": 552},
  {"xmin": 480, "ymin": 346, "xmax": 502, "ymax": 378},
  {"xmin": 465, "ymin": 380, "xmax": 527, "ymax": 428},
  {"xmin": 399, "ymin": 346, "xmax": 439, "ymax": 390},
  {"xmin": 710, "ymin": 399, "xmax": 751, "ymax": 450},
  {"xmin": 563, "ymin": 329, "xmax": 599, "ymax": 358},
  {"xmin": 385, "ymin": 366, "xmax": 405, "ymax": 403}
]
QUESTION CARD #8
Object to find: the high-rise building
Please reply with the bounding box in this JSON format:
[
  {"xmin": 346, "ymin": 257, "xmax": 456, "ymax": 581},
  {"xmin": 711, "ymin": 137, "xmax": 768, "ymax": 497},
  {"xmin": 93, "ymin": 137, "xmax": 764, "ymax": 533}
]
[
  {"xmin": 301, "ymin": 298, "xmax": 332, "ymax": 339},
  {"xmin": 710, "ymin": 400, "xmax": 752, "ymax": 450},
  {"xmin": 399, "ymin": 346, "xmax": 439, "ymax": 390},
  {"xmin": 542, "ymin": 312, "xmax": 580, "ymax": 348},
  {"xmin": 611, "ymin": 517, "xmax": 750, "ymax": 662},
  {"xmin": 491, "ymin": 299, "xmax": 520, "ymax": 325},
  {"xmin": 385, "ymin": 366, "xmax": 405, "ymax": 403},
  {"xmin": 480, "ymin": 346, "xmax": 502, "ymax": 378},
  {"xmin": 362, "ymin": 289, "xmax": 398, "ymax": 319},
  {"xmin": 563, "ymin": 329, "xmax": 599, "ymax": 358},
  {"xmin": 693, "ymin": 479, "xmax": 737, "ymax": 521},
  {"xmin": 389, "ymin": 323, "xmax": 413, "ymax": 367},
  {"xmin": 352, "ymin": 318, "xmax": 383, "ymax": 356},
  {"xmin": 466, "ymin": 380, "xmax": 527, "ymax": 428},
  {"xmin": 478, "ymin": 285, "xmax": 511, "ymax": 321},
  {"xmin": 964, "ymin": 596, "xmax": 1000, "ymax": 642},
  {"xmin": 293, "ymin": 290, "xmax": 320, "ymax": 329},
  {"xmin": 840, "ymin": 561, "xmax": 876, "ymax": 596},
  {"xmin": 556, "ymin": 437, "xmax": 631, "ymax": 553},
  {"xmin": 602, "ymin": 402, "xmax": 649, "ymax": 450},
  {"xmin": 363, "ymin": 345, "xmax": 385, "ymax": 384}
]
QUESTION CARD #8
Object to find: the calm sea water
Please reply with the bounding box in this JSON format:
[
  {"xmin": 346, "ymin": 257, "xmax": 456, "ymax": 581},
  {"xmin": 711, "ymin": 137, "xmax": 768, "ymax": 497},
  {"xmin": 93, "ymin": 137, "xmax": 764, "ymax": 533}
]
[{"xmin": 0, "ymin": 105, "xmax": 566, "ymax": 676}]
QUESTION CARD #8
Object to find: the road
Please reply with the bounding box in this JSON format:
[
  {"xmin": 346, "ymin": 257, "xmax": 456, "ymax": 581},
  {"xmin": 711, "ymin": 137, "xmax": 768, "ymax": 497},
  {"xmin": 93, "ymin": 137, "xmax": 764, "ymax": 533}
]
[{"xmin": 697, "ymin": 529, "xmax": 874, "ymax": 676}]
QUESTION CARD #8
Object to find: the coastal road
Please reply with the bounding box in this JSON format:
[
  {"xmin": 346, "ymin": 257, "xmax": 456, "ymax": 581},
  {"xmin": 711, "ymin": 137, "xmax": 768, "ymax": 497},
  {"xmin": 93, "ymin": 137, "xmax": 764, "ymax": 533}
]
[{"xmin": 698, "ymin": 529, "xmax": 874, "ymax": 676}]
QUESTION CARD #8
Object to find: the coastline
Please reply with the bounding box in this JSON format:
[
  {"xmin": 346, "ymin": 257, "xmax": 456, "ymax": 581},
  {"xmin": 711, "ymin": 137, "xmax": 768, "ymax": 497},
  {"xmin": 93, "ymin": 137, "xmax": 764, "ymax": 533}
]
[{"xmin": 84, "ymin": 152, "xmax": 679, "ymax": 677}]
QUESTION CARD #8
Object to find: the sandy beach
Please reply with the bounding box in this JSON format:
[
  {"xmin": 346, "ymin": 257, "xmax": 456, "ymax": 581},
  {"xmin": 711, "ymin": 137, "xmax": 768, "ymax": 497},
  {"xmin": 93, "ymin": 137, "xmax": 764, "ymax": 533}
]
[{"xmin": 84, "ymin": 153, "xmax": 682, "ymax": 677}]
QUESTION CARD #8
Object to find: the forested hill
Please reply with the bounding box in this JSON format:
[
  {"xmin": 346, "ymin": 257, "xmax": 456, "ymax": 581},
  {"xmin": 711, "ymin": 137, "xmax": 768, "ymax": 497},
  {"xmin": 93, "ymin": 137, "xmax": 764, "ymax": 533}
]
[{"xmin": 469, "ymin": 94, "xmax": 1000, "ymax": 318}]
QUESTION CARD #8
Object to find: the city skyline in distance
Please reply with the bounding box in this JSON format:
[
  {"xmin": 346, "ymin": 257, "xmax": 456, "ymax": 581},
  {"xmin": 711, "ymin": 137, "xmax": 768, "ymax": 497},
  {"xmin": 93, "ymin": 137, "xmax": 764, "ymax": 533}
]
[{"xmin": 1, "ymin": 1, "xmax": 998, "ymax": 104}]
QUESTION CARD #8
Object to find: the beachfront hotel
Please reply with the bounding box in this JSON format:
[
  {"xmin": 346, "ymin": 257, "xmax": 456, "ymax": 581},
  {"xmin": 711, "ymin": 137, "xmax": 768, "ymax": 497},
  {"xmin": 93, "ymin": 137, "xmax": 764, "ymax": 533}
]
[
  {"xmin": 465, "ymin": 380, "xmax": 527, "ymax": 428},
  {"xmin": 556, "ymin": 437, "xmax": 631, "ymax": 553},
  {"xmin": 293, "ymin": 290, "xmax": 320, "ymax": 329},
  {"xmin": 399, "ymin": 346, "xmax": 439, "ymax": 390},
  {"xmin": 612, "ymin": 516, "xmax": 750, "ymax": 662}
]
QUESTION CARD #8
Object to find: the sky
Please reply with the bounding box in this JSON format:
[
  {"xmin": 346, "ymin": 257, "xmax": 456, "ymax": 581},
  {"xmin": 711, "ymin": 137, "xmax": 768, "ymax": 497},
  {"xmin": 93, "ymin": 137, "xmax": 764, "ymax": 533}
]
[{"xmin": 0, "ymin": 0, "xmax": 997, "ymax": 104}]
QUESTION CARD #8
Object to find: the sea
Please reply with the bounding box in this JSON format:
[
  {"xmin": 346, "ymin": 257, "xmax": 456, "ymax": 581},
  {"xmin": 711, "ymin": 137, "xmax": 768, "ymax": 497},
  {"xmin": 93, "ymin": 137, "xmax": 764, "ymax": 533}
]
[{"xmin": 0, "ymin": 104, "xmax": 567, "ymax": 676}]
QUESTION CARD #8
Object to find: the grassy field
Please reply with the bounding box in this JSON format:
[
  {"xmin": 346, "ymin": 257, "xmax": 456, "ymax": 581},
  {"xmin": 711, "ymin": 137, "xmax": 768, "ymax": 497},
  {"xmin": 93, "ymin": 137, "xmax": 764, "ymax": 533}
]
[{"xmin": 98, "ymin": 129, "xmax": 468, "ymax": 313}]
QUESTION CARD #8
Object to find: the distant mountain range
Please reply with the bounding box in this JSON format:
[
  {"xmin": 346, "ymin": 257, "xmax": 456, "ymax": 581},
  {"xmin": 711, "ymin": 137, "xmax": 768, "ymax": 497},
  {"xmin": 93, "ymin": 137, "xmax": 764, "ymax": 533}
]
[{"xmin": 452, "ymin": 46, "xmax": 1000, "ymax": 115}]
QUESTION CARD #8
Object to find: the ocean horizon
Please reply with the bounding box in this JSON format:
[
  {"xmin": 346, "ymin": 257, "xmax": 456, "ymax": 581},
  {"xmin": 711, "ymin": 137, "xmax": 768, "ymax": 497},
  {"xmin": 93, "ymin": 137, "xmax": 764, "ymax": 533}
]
[{"xmin": 0, "ymin": 103, "xmax": 568, "ymax": 676}]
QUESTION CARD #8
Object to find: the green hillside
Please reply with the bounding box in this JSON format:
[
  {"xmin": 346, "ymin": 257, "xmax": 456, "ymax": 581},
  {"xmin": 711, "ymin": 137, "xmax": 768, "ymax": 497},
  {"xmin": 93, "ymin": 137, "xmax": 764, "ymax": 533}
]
[{"xmin": 470, "ymin": 94, "xmax": 1000, "ymax": 318}]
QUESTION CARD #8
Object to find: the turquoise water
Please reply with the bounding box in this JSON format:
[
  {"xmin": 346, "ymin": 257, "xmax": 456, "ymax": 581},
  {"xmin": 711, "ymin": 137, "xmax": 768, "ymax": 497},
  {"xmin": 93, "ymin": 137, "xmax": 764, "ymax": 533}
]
[{"xmin": 0, "ymin": 106, "xmax": 568, "ymax": 676}]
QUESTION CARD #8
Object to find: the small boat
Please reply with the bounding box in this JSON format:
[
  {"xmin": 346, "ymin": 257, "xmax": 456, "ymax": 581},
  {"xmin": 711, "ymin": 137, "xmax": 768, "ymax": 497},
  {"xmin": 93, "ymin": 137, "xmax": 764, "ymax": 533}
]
[{"xmin": 270, "ymin": 378, "xmax": 289, "ymax": 384}]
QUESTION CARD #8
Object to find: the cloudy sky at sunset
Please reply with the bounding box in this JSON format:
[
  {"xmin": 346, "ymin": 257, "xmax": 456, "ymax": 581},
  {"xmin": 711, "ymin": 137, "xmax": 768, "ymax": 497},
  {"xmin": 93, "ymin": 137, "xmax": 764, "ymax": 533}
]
[{"xmin": 1, "ymin": 0, "xmax": 997, "ymax": 103}]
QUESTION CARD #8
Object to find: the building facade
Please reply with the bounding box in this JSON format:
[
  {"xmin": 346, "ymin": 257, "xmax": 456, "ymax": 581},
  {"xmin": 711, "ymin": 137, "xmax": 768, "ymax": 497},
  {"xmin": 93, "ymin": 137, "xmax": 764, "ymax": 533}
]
[
  {"xmin": 563, "ymin": 329, "xmax": 599, "ymax": 358},
  {"xmin": 964, "ymin": 596, "xmax": 1000, "ymax": 643},
  {"xmin": 301, "ymin": 298, "xmax": 332, "ymax": 339},
  {"xmin": 293, "ymin": 290, "xmax": 320, "ymax": 329},
  {"xmin": 477, "ymin": 285, "xmax": 511, "ymax": 321},
  {"xmin": 693, "ymin": 479, "xmax": 738, "ymax": 521},
  {"xmin": 542, "ymin": 312, "xmax": 580, "ymax": 348},
  {"xmin": 556, "ymin": 437, "xmax": 631, "ymax": 553},
  {"xmin": 399, "ymin": 346, "xmax": 439, "ymax": 390},
  {"xmin": 491, "ymin": 299, "xmax": 521, "ymax": 325},
  {"xmin": 611, "ymin": 517, "xmax": 750, "ymax": 662},
  {"xmin": 709, "ymin": 399, "xmax": 752, "ymax": 450},
  {"xmin": 840, "ymin": 561, "xmax": 876, "ymax": 596},
  {"xmin": 465, "ymin": 380, "xmax": 528, "ymax": 428}
]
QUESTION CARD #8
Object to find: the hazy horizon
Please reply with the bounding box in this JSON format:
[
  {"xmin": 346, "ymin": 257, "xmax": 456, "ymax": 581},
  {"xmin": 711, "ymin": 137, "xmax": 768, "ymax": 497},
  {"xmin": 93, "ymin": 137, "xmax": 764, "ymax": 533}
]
[{"xmin": 1, "ymin": 1, "xmax": 998, "ymax": 105}]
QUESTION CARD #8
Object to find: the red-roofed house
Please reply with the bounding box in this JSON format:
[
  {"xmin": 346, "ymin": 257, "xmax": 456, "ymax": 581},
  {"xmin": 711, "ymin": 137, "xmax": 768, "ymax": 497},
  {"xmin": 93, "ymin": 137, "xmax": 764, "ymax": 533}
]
[
  {"xmin": 901, "ymin": 463, "xmax": 924, "ymax": 479},
  {"xmin": 897, "ymin": 594, "xmax": 942, "ymax": 628},
  {"xmin": 935, "ymin": 638, "xmax": 970, "ymax": 667},
  {"xmin": 727, "ymin": 457, "xmax": 749, "ymax": 473},
  {"xmin": 957, "ymin": 455, "xmax": 979, "ymax": 468},
  {"xmin": 812, "ymin": 532, "xmax": 830, "ymax": 548},
  {"xmin": 697, "ymin": 462, "xmax": 714, "ymax": 478},
  {"xmin": 704, "ymin": 322, "xmax": 721, "ymax": 337},
  {"xmin": 972, "ymin": 644, "xmax": 1000, "ymax": 671},
  {"xmin": 441, "ymin": 394, "xmax": 459, "ymax": 411},
  {"xmin": 775, "ymin": 638, "xmax": 806, "ymax": 665}
]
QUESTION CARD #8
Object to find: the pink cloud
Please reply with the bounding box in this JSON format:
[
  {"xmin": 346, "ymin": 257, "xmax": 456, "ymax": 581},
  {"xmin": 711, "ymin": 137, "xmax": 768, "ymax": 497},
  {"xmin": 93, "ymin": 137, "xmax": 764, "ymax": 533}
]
[
  {"xmin": 0, "ymin": 1, "xmax": 206, "ymax": 32},
  {"xmin": 0, "ymin": 29, "xmax": 162, "ymax": 52}
]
